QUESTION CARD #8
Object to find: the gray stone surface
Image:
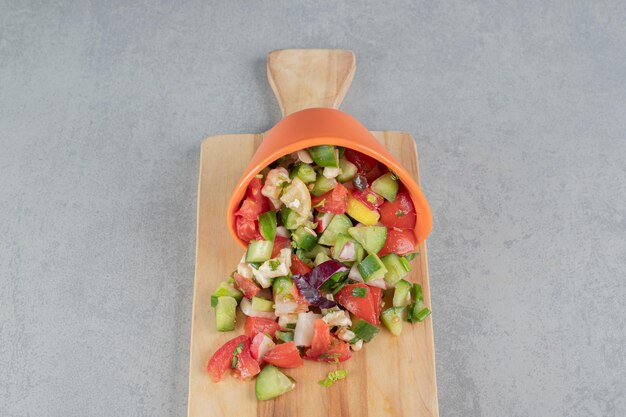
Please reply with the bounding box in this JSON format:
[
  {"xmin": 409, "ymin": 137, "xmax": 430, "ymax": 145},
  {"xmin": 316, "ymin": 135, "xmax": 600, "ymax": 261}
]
[{"xmin": 1, "ymin": 1, "xmax": 625, "ymax": 416}]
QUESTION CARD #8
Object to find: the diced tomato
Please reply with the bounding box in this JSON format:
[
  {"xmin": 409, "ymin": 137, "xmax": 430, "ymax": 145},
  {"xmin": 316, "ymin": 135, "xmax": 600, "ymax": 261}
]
[
  {"xmin": 325, "ymin": 336, "xmax": 351, "ymax": 363},
  {"xmin": 235, "ymin": 178, "xmax": 270, "ymax": 221},
  {"xmin": 335, "ymin": 283, "xmax": 383, "ymax": 325},
  {"xmin": 271, "ymin": 235, "xmax": 292, "ymax": 258},
  {"xmin": 233, "ymin": 272, "xmax": 261, "ymax": 299},
  {"xmin": 378, "ymin": 229, "xmax": 416, "ymax": 257},
  {"xmin": 244, "ymin": 316, "xmax": 280, "ymax": 339},
  {"xmin": 206, "ymin": 335, "xmax": 247, "ymax": 382},
  {"xmin": 264, "ymin": 341, "xmax": 304, "ymax": 369},
  {"xmin": 291, "ymin": 284, "xmax": 308, "ymax": 306},
  {"xmin": 379, "ymin": 192, "xmax": 417, "ymax": 230},
  {"xmin": 290, "ymin": 254, "xmax": 312, "ymax": 275},
  {"xmin": 311, "ymin": 183, "xmax": 349, "ymax": 214},
  {"xmin": 250, "ymin": 333, "xmax": 275, "ymax": 363},
  {"xmin": 235, "ymin": 216, "xmax": 262, "ymax": 242},
  {"xmin": 351, "ymin": 188, "xmax": 384, "ymax": 210},
  {"xmin": 233, "ymin": 338, "xmax": 261, "ymax": 379},
  {"xmin": 305, "ymin": 319, "xmax": 331, "ymax": 359},
  {"xmin": 345, "ymin": 149, "xmax": 377, "ymax": 173}
]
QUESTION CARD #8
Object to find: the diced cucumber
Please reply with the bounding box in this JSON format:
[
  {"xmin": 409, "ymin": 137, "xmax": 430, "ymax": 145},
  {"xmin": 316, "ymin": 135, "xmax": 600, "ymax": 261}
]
[
  {"xmin": 301, "ymin": 244, "xmax": 330, "ymax": 259},
  {"xmin": 318, "ymin": 214, "xmax": 352, "ymax": 246},
  {"xmin": 290, "ymin": 162, "xmax": 317, "ymax": 184},
  {"xmin": 246, "ymin": 240, "xmax": 274, "ymax": 262},
  {"xmin": 311, "ymin": 175, "xmax": 337, "ymax": 197},
  {"xmin": 309, "ymin": 145, "xmax": 338, "ymax": 168},
  {"xmin": 273, "ymin": 277, "xmax": 293, "ymax": 296},
  {"xmin": 255, "ymin": 365, "xmax": 296, "ymax": 401},
  {"xmin": 348, "ymin": 226, "xmax": 387, "ymax": 254},
  {"xmin": 337, "ymin": 158, "xmax": 357, "ymax": 182},
  {"xmin": 275, "ymin": 330, "xmax": 294, "ymax": 343},
  {"xmin": 406, "ymin": 284, "xmax": 431, "ymax": 323},
  {"xmin": 258, "ymin": 211, "xmax": 277, "ymax": 241},
  {"xmin": 292, "ymin": 227, "xmax": 317, "ymax": 251},
  {"xmin": 357, "ymin": 254, "xmax": 388, "ymax": 282},
  {"xmin": 350, "ymin": 319, "xmax": 380, "ymax": 343},
  {"xmin": 215, "ymin": 296, "xmax": 237, "ymax": 332},
  {"xmin": 381, "ymin": 306, "xmax": 404, "ymax": 336},
  {"xmin": 280, "ymin": 207, "xmax": 302, "ymax": 230},
  {"xmin": 211, "ymin": 281, "xmax": 243, "ymax": 307},
  {"xmin": 332, "ymin": 234, "xmax": 364, "ymax": 263},
  {"xmin": 381, "ymin": 253, "xmax": 409, "ymax": 286},
  {"xmin": 251, "ymin": 296, "xmax": 274, "ymax": 312},
  {"xmin": 371, "ymin": 172, "xmax": 399, "ymax": 202},
  {"xmin": 393, "ymin": 279, "xmax": 412, "ymax": 307},
  {"xmin": 314, "ymin": 251, "xmax": 332, "ymax": 266}
]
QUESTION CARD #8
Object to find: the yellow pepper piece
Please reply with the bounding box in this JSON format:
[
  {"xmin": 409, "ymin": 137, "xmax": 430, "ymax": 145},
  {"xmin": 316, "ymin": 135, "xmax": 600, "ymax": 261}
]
[{"xmin": 346, "ymin": 196, "xmax": 380, "ymax": 225}]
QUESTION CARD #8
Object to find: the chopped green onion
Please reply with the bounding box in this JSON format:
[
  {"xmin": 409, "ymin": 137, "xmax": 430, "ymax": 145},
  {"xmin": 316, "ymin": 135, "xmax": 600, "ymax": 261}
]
[
  {"xmin": 319, "ymin": 370, "xmax": 348, "ymax": 387},
  {"xmin": 399, "ymin": 256, "xmax": 412, "ymax": 272},
  {"xmin": 351, "ymin": 287, "xmax": 367, "ymax": 298},
  {"xmin": 286, "ymin": 323, "xmax": 296, "ymax": 330},
  {"xmin": 268, "ymin": 259, "xmax": 280, "ymax": 271},
  {"xmin": 403, "ymin": 252, "xmax": 419, "ymax": 262},
  {"xmin": 415, "ymin": 307, "xmax": 431, "ymax": 322},
  {"xmin": 351, "ymin": 320, "xmax": 380, "ymax": 342},
  {"xmin": 230, "ymin": 342, "xmax": 244, "ymax": 368},
  {"xmin": 275, "ymin": 331, "xmax": 294, "ymax": 343}
]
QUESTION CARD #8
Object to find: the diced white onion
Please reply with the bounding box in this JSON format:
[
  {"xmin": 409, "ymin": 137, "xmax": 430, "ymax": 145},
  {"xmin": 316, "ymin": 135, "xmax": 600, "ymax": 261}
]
[
  {"xmin": 276, "ymin": 226, "xmax": 289, "ymax": 238},
  {"xmin": 297, "ymin": 149, "xmax": 314, "ymax": 164},
  {"xmin": 323, "ymin": 166, "xmax": 341, "ymax": 179},
  {"xmin": 251, "ymin": 333, "xmax": 275, "ymax": 362},
  {"xmin": 349, "ymin": 263, "xmax": 364, "ymax": 282},
  {"xmin": 278, "ymin": 314, "xmax": 298, "ymax": 330},
  {"xmin": 294, "ymin": 312, "xmax": 322, "ymax": 347},
  {"xmin": 367, "ymin": 278, "xmax": 387, "ymax": 289},
  {"xmin": 240, "ymin": 298, "xmax": 276, "ymax": 319},
  {"xmin": 336, "ymin": 327, "xmax": 356, "ymax": 342}
]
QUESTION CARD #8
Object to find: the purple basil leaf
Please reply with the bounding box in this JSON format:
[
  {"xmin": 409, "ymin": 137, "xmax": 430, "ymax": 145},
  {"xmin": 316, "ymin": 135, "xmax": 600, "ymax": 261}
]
[
  {"xmin": 292, "ymin": 274, "xmax": 337, "ymax": 309},
  {"xmin": 306, "ymin": 260, "xmax": 349, "ymax": 289}
]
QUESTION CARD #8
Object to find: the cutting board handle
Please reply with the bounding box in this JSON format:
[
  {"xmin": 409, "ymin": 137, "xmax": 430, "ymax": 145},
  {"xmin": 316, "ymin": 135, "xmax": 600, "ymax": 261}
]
[{"xmin": 267, "ymin": 49, "xmax": 356, "ymax": 117}]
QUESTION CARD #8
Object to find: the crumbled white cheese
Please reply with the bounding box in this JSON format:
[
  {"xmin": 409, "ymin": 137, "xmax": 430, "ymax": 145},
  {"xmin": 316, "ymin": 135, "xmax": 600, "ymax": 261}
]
[
  {"xmin": 350, "ymin": 339, "xmax": 364, "ymax": 351},
  {"xmin": 323, "ymin": 310, "xmax": 352, "ymax": 327},
  {"xmin": 336, "ymin": 327, "xmax": 356, "ymax": 342}
]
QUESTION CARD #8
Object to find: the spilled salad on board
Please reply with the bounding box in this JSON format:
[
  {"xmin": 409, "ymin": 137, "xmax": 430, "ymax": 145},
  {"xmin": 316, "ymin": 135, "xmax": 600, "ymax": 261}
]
[{"xmin": 207, "ymin": 145, "xmax": 431, "ymax": 401}]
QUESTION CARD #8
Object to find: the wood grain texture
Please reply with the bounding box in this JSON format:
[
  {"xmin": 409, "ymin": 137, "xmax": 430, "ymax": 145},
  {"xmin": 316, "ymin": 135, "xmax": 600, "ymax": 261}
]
[
  {"xmin": 188, "ymin": 131, "xmax": 438, "ymax": 417},
  {"xmin": 267, "ymin": 49, "xmax": 356, "ymax": 115}
]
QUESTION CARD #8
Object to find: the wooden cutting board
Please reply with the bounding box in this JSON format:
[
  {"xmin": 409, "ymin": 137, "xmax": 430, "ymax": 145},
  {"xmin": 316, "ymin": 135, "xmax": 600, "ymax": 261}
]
[{"xmin": 188, "ymin": 50, "xmax": 438, "ymax": 417}]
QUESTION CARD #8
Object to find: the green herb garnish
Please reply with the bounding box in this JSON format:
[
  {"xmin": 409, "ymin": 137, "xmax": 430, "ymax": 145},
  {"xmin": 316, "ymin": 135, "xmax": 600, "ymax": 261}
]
[
  {"xmin": 352, "ymin": 287, "xmax": 367, "ymax": 298},
  {"xmin": 319, "ymin": 370, "xmax": 348, "ymax": 387}
]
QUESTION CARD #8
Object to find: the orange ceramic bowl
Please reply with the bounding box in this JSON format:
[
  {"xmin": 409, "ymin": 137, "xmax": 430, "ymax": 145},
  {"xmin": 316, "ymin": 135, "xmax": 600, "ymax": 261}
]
[{"xmin": 227, "ymin": 107, "xmax": 432, "ymax": 249}]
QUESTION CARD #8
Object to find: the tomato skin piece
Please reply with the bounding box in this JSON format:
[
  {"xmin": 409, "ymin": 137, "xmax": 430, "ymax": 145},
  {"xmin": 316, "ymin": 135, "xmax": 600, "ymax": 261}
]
[
  {"xmin": 234, "ymin": 338, "xmax": 261, "ymax": 380},
  {"xmin": 335, "ymin": 283, "xmax": 382, "ymax": 325},
  {"xmin": 235, "ymin": 216, "xmax": 262, "ymax": 242},
  {"xmin": 305, "ymin": 319, "xmax": 331, "ymax": 359},
  {"xmin": 264, "ymin": 342, "xmax": 304, "ymax": 369},
  {"xmin": 344, "ymin": 149, "xmax": 378, "ymax": 173},
  {"xmin": 378, "ymin": 229, "xmax": 416, "ymax": 257},
  {"xmin": 235, "ymin": 178, "xmax": 271, "ymax": 223},
  {"xmin": 206, "ymin": 335, "xmax": 247, "ymax": 383},
  {"xmin": 271, "ymin": 235, "xmax": 291, "ymax": 258},
  {"xmin": 244, "ymin": 316, "xmax": 280, "ymax": 340},
  {"xmin": 233, "ymin": 272, "xmax": 261, "ymax": 299},
  {"xmin": 379, "ymin": 192, "xmax": 417, "ymax": 230},
  {"xmin": 351, "ymin": 188, "xmax": 384, "ymax": 210},
  {"xmin": 290, "ymin": 254, "xmax": 312, "ymax": 275},
  {"xmin": 311, "ymin": 183, "xmax": 349, "ymax": 214},
  {"xmin": 324, "ymin": 336, "xmax": 351, "ymax": 363}
]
